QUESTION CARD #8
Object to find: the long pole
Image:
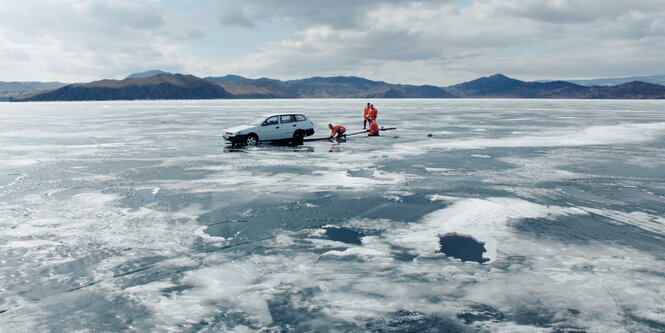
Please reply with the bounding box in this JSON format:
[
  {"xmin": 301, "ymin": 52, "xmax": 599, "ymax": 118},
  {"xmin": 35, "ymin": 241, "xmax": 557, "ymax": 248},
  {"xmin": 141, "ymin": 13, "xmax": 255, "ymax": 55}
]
[{"xmin": 302, "ymin": 127, "xmax": 397, "ymax": 142}]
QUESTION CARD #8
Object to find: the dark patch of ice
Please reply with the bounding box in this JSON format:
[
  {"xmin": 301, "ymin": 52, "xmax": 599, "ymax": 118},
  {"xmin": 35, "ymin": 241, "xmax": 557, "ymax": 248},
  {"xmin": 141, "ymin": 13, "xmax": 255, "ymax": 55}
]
[
  {"xmin": 364, "ymin": 310, "xmax": 463, "ymax": 332},
  {"xmin": 457, "ymin": 303, "xmax": 505, "ymax": 324},
  {"xmin": 323, "ymin": 227, "xmax": 364, "ymax": 244},
  {"xmin": 136, "ymin": 189, "xmax": 156, "ymax": 203},
  {"xmin": 438, "ymin": 234, "xmax": 489, "ymax": 263}
]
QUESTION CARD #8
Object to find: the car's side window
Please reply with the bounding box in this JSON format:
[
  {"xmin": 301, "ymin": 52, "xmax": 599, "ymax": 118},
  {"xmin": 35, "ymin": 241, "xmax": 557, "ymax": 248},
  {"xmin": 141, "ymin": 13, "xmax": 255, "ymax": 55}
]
[
  {"xmin": 262, "ymin": 116, "xmax": 279, "ymax": 126},
  {"xmin": 280, "ymin": 115, "xmax": 295, "ymax": 123},
  {"xmin": 294, "ymin": 114, "xmax": 306, "ymax": 122}
]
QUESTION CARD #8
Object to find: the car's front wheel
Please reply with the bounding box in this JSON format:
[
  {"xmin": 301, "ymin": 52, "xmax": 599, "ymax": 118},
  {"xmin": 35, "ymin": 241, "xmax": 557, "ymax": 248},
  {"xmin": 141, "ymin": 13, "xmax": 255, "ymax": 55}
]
[{"xmin": 245, "ymin": 134, "xmax": 258, "ymax": 146}]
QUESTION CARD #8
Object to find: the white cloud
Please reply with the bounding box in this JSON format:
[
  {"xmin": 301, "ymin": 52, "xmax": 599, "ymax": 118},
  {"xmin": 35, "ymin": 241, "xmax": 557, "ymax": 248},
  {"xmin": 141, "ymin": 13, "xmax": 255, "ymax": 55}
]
[
  {"xmin": 1, "ymin": 0, "xmax": 665, "ymax": 84},
  {"xmin": 0, "ymin": 0, "xmax": 191, "ymax": 81},
  {"xmin": 211, "ymin": 0, "xmax": 450, "ymax": 29},
  {"xmin": 485, "ymin": 0, "xmax": 665, "ymax": 24},
  {"xmin": 88, "ymin": 0, "xmax": 165, "ymax": 30}
]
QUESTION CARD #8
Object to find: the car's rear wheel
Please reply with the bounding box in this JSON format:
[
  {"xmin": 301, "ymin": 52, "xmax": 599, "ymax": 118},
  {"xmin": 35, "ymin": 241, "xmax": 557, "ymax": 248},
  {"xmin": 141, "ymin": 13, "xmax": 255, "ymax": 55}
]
[
  {"xmin": 245, "ymin": 134, "xmax": 258, "ymax": 146},
  {"xmin": 292, "ymin": 130, "xmax": 305, "ymax": 145}
]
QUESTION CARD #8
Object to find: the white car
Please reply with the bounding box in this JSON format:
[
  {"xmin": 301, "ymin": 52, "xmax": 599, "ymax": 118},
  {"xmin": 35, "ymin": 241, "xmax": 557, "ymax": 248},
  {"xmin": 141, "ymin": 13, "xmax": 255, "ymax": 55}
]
[{"xmin": 223, "ymin": 113, "xmax": 315, "ymax": 146}]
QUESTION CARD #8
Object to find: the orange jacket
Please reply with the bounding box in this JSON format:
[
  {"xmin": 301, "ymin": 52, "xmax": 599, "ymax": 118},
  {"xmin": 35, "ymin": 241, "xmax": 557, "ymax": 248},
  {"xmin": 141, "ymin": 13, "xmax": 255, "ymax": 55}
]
[
  {"xmin": 330, "ymin": 124, "xmax": 346, "ymax": 137},
  {"xmin": 364, "ymin": 105, "xmax": 371, "ymax": 120},
  {"xmin": 368, "ymin": 120, "xmax": 379, "ymax": 136},
  {"xmin": 368, "ymin": 106, "xmax": 378, "ymax": 120}
]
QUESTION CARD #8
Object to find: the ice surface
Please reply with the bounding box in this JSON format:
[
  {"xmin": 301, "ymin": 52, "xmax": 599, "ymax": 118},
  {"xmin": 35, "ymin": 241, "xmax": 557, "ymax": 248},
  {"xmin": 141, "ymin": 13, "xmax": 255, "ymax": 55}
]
[{"xmin": 1, "ymin": 99, "xmax": 664, "ymax": 331}]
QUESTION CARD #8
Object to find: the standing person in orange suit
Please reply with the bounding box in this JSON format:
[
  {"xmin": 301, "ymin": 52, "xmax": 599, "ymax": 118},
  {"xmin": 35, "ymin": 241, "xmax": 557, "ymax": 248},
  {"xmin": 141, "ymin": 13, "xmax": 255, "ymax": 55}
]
[
  {"xmin": 363, "ymin": 103, "xmax": 371, "ymax": 129},
  {"xmin": 328, "ymin": 123, "xmax": 346, "ymax": 139},
  {"xmin": 368, "ymin": 104, "xmax": 378, "ymax": 121}
]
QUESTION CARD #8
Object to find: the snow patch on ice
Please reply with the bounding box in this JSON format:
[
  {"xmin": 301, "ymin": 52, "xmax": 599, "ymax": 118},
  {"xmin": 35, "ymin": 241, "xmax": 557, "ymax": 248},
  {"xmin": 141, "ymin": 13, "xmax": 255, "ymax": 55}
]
[
  {"xmin": 322, "ymin": 247, "xmax": 389, "ymax": 259},
  {"xmin": 386, "ymin": 197, "xmax": 588, "ymax": 262},
  {"xmin": 1, "ymin": 239, "xmax": 61, "ymax": 249}
]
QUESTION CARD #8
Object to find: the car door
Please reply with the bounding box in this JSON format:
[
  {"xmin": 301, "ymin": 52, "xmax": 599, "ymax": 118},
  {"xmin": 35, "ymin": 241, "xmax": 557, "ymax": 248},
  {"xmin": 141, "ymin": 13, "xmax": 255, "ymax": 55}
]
[
  {"xmin": 279, "ymin": 115, "xmax": 297, "ymax": 139},
  {"xmin": 257, "ymin": 116, "xmax": 280, "ymax": 141}
]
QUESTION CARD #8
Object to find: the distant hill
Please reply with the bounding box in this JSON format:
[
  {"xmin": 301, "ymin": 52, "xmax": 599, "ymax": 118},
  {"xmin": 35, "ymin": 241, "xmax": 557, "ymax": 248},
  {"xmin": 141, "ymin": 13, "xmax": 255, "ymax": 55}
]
[
  {"xmin": 447, "ymin": 74, "xmax": 589, "ymax": 98},
  {"xmin": 205, "ymin": 74, "xmax": 251, "ymax": 83},
  {"xmin": 11, "ymin": 74, "xmax": 232, "ymax": 101},
  {"xmin": 1, "ymin": 81, "xmax": 68, "ymax": 101},
  {"xmin": 205, "ymin": 76, "xmax": 298, "ymax": 98},
  {"xmin": 447, "ymin": 74, "xmax": 665, "ymax": 99},
  {"xmin": 8, "ymin": 73, "xmax": 665, "ymax": 101},
  {"xmin": 125, "ymin": 70, "xmax": 172, "ymax": 79},
  {"xmin": 585, "ymin": 81, "xmax": 665, "ymax": 99},
  {"xmin": 565, "ymin": 74, "xmax": 665, "ymax": 87}
]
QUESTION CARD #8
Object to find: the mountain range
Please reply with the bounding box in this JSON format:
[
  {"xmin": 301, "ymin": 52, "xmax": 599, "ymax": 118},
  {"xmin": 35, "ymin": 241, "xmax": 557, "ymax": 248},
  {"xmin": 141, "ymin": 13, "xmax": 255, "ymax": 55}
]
[
  {"xmin": 6, "ymin": 73, "xmax": 665, "ymax": 101},
  {"xmin": 204, "ymin": 75, "xmax": 455, "ymax": 99}
]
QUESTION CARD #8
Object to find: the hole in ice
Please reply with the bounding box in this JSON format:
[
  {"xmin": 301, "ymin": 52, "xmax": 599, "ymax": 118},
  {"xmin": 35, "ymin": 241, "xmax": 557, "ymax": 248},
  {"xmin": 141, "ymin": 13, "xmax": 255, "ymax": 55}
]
[
  {"xmin": 438, "ymin": 234, "xmax": 489, "ymax": 263},
  {"xmin": 323, "ymin": 227, "xmax": 364, "ymax": 244}
]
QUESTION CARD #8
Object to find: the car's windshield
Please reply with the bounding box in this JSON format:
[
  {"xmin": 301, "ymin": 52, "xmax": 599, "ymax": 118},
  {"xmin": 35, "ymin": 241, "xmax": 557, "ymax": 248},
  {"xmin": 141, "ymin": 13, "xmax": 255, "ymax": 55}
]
[{"xmin": 248, "ymin": 116, "xmax": 267, "ymax": 126}]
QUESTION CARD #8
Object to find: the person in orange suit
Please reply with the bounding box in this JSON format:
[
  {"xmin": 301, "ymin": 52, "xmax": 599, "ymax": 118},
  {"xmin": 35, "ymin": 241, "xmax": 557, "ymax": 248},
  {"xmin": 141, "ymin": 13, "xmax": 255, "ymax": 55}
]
[
  {"xmin": 367, "ymin": 118, "xmax": 380, "ymax": 136},
  {"xmin": 368, "ymin": 104, "xmax": 378, "ymax": 121},
  {"xmin": 328, "ymin": 123, "xmax": 346, "ymax": 139},
  {"xmin": 363, "ymin": 103, "xmax": 371, "ymax": 129}
]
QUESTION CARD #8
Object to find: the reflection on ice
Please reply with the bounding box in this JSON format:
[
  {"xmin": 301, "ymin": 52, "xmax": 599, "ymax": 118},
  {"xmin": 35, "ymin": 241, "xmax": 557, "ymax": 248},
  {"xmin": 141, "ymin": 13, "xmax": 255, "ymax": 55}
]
[{"xmin": 223, "ymin": 143, "xmax": 316, "ymax": 153}]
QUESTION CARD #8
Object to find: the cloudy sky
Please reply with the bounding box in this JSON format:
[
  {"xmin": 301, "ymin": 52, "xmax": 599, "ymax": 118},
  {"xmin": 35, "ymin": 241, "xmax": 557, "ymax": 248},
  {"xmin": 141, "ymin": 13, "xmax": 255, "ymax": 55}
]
[{"xmin": 1, "ymin": 0, "xmax": 664, "ymax": 85}]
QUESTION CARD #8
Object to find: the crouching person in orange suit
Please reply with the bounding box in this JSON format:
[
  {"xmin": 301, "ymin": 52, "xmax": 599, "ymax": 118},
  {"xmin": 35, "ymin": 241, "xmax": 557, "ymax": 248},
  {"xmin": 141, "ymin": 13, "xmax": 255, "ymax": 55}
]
[
  {"xmin": 328, "ymin": 123, "xmax": 346, "ymax": 139},
  {"xmin": 367, "ymin": 118, "xmax": 380, "ymax": 136}
]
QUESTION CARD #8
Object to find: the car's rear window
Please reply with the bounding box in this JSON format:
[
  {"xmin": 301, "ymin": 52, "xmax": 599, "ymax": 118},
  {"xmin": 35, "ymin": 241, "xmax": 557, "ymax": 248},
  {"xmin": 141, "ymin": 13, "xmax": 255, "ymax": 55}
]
[{"xmin": 294, "ymin": 114, "xmax": 307, "ymax": 122}]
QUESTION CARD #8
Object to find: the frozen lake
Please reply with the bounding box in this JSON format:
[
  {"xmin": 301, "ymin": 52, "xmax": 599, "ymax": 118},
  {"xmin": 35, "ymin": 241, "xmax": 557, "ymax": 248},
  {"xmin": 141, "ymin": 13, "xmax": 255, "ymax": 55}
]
[{"xmin": 1, "ymin": 99, "xmax": 665, "ymax": 331}]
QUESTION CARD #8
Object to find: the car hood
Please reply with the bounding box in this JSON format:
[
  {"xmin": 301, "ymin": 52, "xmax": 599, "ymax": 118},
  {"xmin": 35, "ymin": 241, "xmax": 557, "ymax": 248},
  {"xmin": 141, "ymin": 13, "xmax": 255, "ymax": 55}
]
[{"xmin": 225, "ymin": 125, "xmax": 253, "ymax": 133}]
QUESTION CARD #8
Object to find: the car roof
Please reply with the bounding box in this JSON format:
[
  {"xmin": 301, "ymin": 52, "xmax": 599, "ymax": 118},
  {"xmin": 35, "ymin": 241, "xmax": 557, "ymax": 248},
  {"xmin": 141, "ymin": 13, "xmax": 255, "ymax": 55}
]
[{"xmin": 259, "ymin": 113, "xmax": 307, "ymax": 118}]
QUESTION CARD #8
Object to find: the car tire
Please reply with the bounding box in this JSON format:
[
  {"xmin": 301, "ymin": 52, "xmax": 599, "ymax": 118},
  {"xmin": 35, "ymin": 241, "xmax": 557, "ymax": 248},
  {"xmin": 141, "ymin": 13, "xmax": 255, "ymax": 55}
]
[
  {"xmin": 245, "ymin": 134, "xmax": 258, "ymax": 146},
  {"xmin": 292, "ymin": 130, "xmax": 305, "ymax": 145}
]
